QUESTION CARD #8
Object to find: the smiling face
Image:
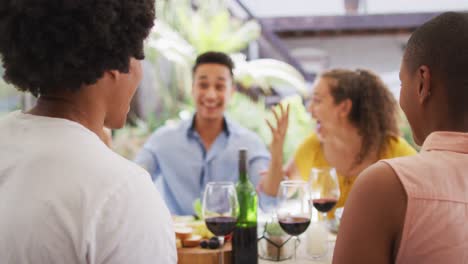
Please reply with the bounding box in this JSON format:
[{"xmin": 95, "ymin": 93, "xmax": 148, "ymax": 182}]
[
  {"xmin": 192, "ymin": 63, "xmax": 233, "ymax": 123},
  {"xmin": 308, "ymin": 77, "xmax": 349, "ymax": 141}
]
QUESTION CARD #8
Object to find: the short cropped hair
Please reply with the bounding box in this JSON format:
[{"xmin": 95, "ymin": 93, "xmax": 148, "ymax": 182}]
[
  {"xmin": 404, "ymin": 12, "xmax": 468, "ymax": 116},
  {"xmin": 192, "ymin": 51, "xmax": 234, "ymax": 77}
]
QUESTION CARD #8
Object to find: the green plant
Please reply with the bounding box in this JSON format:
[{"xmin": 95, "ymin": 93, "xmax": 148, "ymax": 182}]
[
  {"xmin": 232, "ymin": 54, "xmax": 308, "ymax": 96},
  {"xmin": 156, "ymin": 0, "xmax": 260, "ymax": 54},
  {"xmin": 114, "ymin": 0, "xmax": 314, "ymax": 161}
]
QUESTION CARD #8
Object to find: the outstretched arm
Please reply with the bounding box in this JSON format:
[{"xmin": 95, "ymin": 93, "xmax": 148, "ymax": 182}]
[{"xmin": 134, "ymin": 134, "xmax": 161, "ymax": 182}]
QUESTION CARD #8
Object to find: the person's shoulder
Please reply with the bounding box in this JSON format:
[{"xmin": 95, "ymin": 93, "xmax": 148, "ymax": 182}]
[
  {"xmin": 293, "ymin": 133, "xmax": 323, "ymax": 169},
  {"xmin": 228, "ymin": 119, "xmax": 263, "ymax": 143},
  {"xmin": 29, "ymin": 127, "xmax": 156, "ymax": 210},
  {"xmin": 0, "ymin": 111, "xmax": 19, "ymax": 136},
  {"xmin": 0, "ymin": 111, "xmax": 19, "ymax": 123},
  {"xmin": 358, "ymin": 161, "xmax": 402, "ymax": 192},
  {"xmin": 101, "ymin": 155, "xmax": 159, "ymax": 203},
  {"xmin": 54, "ymin": 131, "xmax": 151, "ymax": 187},
  {"xmin": 303, "ymin": 132, "xmax": 321, "ymax": 146},
  {"xmin": 142, "ymin": 119, "xmax": 189, "ymax": 151},
  {"xmin": 355, "ymin": 161, "xmax": 407, "ymax": 228},
  {"xmin": 151, "ymin": 119, "xmax": 188, "ymax": 139},
  {"xmin": 354, "ymin": 161, "xmax": 407, "ymax": 224},
  {"xmin": 384, "ymin": 136, "xmax": 417, "ymax": 158},
  {"xmin": 296, "ymin": 133, "xmax": 321, "ymax": 154}
]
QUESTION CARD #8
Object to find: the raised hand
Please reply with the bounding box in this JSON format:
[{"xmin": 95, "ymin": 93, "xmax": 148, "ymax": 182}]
[
  {"xmin": 266, "ymin": 103, "xmax": 290, "ymax": 155},
  {"xmin": 261, "ymin": 103, "xmax": 291, "ymax": 196}
]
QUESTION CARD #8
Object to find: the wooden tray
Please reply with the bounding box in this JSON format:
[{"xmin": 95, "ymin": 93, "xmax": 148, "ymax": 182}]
[{"xmin": 178, "ymin": 242, "xmax": 232, "ymax": 264}]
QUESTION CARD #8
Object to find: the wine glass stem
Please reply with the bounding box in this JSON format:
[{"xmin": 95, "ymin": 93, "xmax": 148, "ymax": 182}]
[
  {"xmin": 219, "ymin": 236, "xmax": 224, "ymax": 264},
  {"xmin": 293, "ymin": 236, "xmax": 297, "ymax": 262}
]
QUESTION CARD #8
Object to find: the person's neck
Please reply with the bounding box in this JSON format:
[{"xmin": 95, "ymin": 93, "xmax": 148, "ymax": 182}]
[
  {"xmin": 322, "ymin": 122, "xmax": 371, "ymax": 176},
  {"xmin": 28, "ymin": 93, "xmax": 105, "ymax": 138},
  {"xmin": 194, "ymin": 114, "xmax": 225, "ymax": 149},
  {"xmin": 325, "ymin": 122, "xmax": 362, "ymax": 153},
  {"xmin": 427, "ymin": 117, "xmax": 468, "ymax": 136},
  {"xmin": 421, "ymin": 95, "xmax": 468, "ymax": 139}
]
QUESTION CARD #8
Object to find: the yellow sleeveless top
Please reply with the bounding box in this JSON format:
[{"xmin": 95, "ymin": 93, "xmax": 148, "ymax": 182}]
[{"xmin": 294, "ymin": 133, "xmax": 416, "ymax": 218}]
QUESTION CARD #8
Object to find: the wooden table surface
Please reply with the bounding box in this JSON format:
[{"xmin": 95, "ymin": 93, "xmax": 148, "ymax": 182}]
[{"xmin": 178, "ymin": 242, "xmax": 232, "ymax": 264}]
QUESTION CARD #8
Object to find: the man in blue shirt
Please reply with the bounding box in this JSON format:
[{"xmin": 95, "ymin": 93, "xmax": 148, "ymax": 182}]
[{"xmin": 135, "ymin": 51, "xmax": 274, "ymax": 215}]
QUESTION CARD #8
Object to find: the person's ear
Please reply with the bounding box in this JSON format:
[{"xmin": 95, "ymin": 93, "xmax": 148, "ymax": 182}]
[
  {"xmin": 100, "ymin": 70, "xmax": 120, "ymax": 95},
  {"xmin": 191, "ymin": 77, "xmax": 196, "ymax": 97},
  {"xmin": 417, "ymin": 65, "xmax": 432, "ymax": 104},
  {"xmin": 106, "ymin": 70, "xmax": 120, "ymax": 81},
  {"xmin": 339, "ymin": 99, "xmax": 353, "ymax": 118},
  {"xmin": 228, "ymin": 80, "xmax": 235, "ymax": 97}
]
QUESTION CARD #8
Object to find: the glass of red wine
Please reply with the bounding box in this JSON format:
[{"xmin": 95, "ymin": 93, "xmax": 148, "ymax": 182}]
[
  {"xmin": 309, "ymin": 167, "xmax": 340, "ymax": 218},
  {"xmin": 202, "ymin": 182, "xmax": 239, "ymax": 264},
  {"xmin": 276, "ymin": 180, "xmax": 311, "ymax": 261},
  {"xmin": 308, "ymin": 167, "xmax": 340, "ymax": 258}
]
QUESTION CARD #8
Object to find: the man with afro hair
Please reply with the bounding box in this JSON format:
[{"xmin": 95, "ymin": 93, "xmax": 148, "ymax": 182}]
[{"xmin": 0, "ymin": 0, "xmax": 176, "ymax": 263}]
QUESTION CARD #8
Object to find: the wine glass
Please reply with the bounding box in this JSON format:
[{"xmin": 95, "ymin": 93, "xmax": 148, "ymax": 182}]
[
  {"xmin": 309, "ymin": 167, "xmax": 340, "ymax": 220},
  {"xmin": 308, "ymin": 167, "xmax": 340, "ymax": 259},
  {"xmin": 202, "ymin": 182, "xmax": 239, "ymax": 264},
  {"xmin": 276, "ymin": 180, "xmax": 311, "ymax": 261}
]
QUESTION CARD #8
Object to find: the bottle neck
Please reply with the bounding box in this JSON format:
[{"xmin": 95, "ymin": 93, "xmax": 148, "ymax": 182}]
[
  {"xmin": 239, "ymin": 155, "xmax": 248, "ymax": 182},
  {"xmin": 239, "ymin": 170, "xmax": 248, "ymax": 182}
]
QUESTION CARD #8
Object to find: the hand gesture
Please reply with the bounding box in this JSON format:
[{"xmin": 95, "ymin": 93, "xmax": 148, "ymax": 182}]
[{"xmin": 266, "ymin": 103, "xmax": 290, "ymax": 155}]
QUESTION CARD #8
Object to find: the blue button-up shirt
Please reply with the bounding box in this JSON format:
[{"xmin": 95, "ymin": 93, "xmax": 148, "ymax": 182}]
[{"xmin": 134, "ymin": 115, "xmax": 274, "ymax": 215}]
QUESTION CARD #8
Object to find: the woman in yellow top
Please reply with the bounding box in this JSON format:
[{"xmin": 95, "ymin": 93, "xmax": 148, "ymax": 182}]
[{"xmin": 261, "ymin": 69, "xmax": 416, "ymax": 217}]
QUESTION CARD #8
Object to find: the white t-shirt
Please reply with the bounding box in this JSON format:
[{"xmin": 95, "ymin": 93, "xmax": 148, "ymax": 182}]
[{"xmin": 0, "ymin": 111, "xmax": 176, "ymax": 264}]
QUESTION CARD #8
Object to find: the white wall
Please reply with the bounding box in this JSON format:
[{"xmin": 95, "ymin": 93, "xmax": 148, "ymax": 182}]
[
  {"xmin": 241, "ymin": 0, "xmax": 468, "ymax": 17},
  {"xmin": 283, "ymin": 33, "xmax": 411, "ymax": 98}
]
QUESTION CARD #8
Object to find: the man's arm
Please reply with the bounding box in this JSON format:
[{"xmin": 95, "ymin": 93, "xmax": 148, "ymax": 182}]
[
  {"xmin": 134, "ymin": 147, "xmax": 160, "ymax": 181},
  {"xmin": 332, "ymin": 162, "xmax": 407, "ymax": 264}
]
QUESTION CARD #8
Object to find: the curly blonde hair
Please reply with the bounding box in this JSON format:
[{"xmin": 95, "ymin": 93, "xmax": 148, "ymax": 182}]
[{"xmin": 321, "ymin": 69, "xmax": 399, "ymax": 165}]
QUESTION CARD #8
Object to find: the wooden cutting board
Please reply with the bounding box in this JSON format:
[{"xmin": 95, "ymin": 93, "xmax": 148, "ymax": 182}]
[{"xmin": 178, "ymin": 242, "xmax": 232, "ymax": 264}]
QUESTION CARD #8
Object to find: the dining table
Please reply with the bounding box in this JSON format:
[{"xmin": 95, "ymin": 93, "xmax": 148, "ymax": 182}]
[
  {"xmin": 177, "ymin": 229, "xmax": 336, "ymax": 264},
  {"xmin": 259, "ymin": 232, "xmax": 336, "ymax": 264},
  {"xmin": 176, "ymin": 211, "xmax": 339, "ymax": 264}
]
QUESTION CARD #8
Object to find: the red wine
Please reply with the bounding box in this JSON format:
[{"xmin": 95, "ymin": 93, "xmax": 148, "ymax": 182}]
[
  {"xmin": 279, "ymin": 217, "xmax": 311, "ymax": 236},
  {"xmin": 311, "ymin": 198, "xmax": 338, "ymax": 213},
  {"xmin": 232, "ymin": 225, "xmax": 257, "ymax": 264},
  {"xmin": 205, "ymin": 216, "xmax": 237, "ymax": 236}
]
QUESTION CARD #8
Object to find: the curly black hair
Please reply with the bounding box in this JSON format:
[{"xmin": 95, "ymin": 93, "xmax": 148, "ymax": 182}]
[
  {"xmin": 0, "ymin": 0, "xmax": 155, "ymax": 96},
  {"xmin": 192, "ymin": 51, "xmax": 234, "ymax": 77},
  {"xmin": 321, "ymin": 69, "xmax": 399, "ymax": 165}
]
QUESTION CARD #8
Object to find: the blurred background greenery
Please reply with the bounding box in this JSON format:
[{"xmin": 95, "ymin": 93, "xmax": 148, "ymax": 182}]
[
  {"xmin": 0, "ymin": 0, "xmax": 417, "ymax": 160},
  {"xmin": 113, "ymin": 0, "xmax": 315, "ymax": 161},
  {"xmin": 113, "ymin": 0, "xmax": 417, "ymax": 160}
]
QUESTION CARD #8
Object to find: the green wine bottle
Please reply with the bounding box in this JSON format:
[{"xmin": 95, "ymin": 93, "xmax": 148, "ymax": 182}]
[{"xmin": 233, "ymin": 148, "xmax": 258, "ymax": 264}]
